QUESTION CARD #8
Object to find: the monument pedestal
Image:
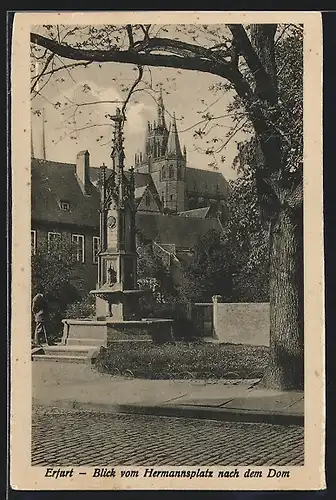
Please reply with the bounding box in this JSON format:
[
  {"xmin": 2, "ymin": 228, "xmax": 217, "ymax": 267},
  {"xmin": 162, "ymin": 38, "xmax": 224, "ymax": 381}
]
[{"xmin": 61, "ymin": 317, "xmax": 174, "ymax": 347}]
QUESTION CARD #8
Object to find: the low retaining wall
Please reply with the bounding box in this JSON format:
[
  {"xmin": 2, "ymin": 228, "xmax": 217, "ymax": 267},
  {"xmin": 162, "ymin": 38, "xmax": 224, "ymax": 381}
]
[{"xmin": 212, "ymin": 298, "xmax": 270, "ymax": 347}]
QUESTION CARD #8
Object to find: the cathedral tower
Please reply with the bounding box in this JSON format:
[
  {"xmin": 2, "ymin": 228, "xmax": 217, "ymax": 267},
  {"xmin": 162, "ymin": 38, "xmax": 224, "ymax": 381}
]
[
  {"xmin": 160, "ymin": 112, "xmax": 186, "ymax": 212},
  {"xmin": 134, "ymin": 87, "xmax": 169, "ymax": 173},
  {"xmin": 134, "ymin": 90, "xmax": 186, "ymax": 213}
]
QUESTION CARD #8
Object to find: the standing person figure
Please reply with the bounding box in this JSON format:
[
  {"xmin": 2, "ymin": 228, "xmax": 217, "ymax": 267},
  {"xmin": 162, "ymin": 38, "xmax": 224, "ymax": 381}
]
[{"xmin": 32, "ymin": 292, "xmax": 49, "ymax": 346}]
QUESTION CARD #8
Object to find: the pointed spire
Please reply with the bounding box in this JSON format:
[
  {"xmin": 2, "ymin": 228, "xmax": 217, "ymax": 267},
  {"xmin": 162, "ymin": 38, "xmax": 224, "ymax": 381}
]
[
  {"xmin": 143, "ymin": 120, "xmax": 150, "ymax": 159},
  {"xmin": 167, "ymin": 113, "xmax": 182, "ymax": 157},
  {"xmin": 157, "ymin": 85, "xmax": 166, "ymax": 129}
]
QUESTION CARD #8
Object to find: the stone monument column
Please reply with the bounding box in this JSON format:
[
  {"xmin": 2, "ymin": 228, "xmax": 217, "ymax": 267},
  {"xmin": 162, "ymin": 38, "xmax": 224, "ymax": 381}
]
[{"xmin": 91, "ymin": 108, "xmax": 141, "ymax": 321}]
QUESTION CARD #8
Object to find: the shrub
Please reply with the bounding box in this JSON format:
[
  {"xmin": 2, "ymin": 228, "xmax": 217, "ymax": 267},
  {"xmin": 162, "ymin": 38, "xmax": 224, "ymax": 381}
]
[
  {"xmin": 64, "ymin": 294, "xmax": 96, "ymax": 319},
  {"xmin": 139, "ymin": 299, "xmax": 201, "ymax": 341},
  {"xmin": 95, "ymin": 341, "xmax": 269, "ymax": 380}
]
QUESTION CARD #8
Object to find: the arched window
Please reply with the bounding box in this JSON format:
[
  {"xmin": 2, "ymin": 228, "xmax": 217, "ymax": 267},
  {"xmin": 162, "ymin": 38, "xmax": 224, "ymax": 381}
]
[
  {"xmin": 162, "ymin": 165, "xmax": 169, "ymax": 180},
  {"xmin": 169, "ymin": 165, "xmax": 174, "ymax": 178}
]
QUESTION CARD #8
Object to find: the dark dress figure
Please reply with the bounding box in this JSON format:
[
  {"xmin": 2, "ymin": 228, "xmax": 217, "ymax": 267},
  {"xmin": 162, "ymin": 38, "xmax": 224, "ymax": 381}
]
[{"xmin": 32, "ymin": 293, "xmax": 49, "ymax": 345}]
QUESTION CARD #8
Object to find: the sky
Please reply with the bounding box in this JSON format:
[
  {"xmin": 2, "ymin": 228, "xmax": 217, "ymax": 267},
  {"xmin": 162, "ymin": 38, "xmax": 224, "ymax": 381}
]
[{"xmin": 31, "ymin": 27, "xmax": 250, "ymax": 181}]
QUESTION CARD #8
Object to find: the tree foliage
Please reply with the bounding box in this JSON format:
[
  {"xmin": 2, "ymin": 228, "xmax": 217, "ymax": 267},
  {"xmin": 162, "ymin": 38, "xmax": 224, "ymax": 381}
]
[
  {"xmin": 179, "ymin": 229, "xmax": 233, "ymax": 303},
  {"xmin": 224, "ymin": 176, "xmax": 270, "ymax": 302},
  {"xmin": 31, "ymin": 239, "xmax": 81, "ymax": 337},
  {"xmin": 137, "ymin": 241, "xmax": 177, "ymax": 302}
]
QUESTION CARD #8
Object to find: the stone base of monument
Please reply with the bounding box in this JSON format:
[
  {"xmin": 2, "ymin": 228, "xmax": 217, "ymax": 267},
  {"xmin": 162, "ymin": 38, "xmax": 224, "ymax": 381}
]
[
  {"xmin": 32, "ymin": 317, "xmax": 174, "ymax": 364},
  {"xmin": 61, "ymin": 318, "xmax": 174, "ymax": 347}
]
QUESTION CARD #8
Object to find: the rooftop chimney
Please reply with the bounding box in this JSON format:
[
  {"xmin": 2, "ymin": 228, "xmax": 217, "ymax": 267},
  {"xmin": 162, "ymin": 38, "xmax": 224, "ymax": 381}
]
[{"xmin": 76, "ymin": 150, "xmax": 90, "ymax": 195}]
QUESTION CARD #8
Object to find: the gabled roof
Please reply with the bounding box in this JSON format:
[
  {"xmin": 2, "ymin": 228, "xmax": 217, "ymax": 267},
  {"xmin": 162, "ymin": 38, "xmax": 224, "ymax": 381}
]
[
  {"xmin": 134, "ymin": 186, "xmax": 147, "ymax": 201},
  {"xmin": 185, "ymin": 166, "xmax": 228, "ymax": 198},
  {"xmin": 178, "ymin": 207, "xmax": 211, "ymax": 218},
  {"xmin": 31, "ymin": 158, "xmax": 100, "ymax": 228},
  {"xmin": 31, "ymin": 159, "xmax": 224, "ymax": 247},
  {"xmin": 90, "ymin": 166, "xmax": 152, "ymax": 189},
  {"xmin": 32, "ymin": 158, "xmax": 163, "ymax": 228},
  {"xmin": 136, "ymin": 212, "xmax": 223, "ymax": 250}
]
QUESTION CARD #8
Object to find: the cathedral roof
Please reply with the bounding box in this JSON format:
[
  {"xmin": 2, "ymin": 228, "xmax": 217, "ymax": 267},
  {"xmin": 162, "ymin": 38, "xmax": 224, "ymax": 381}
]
[
  {"xmin": 134, "ymin": 186, "xmax": 147, "ymax": 201},
  {"xmin": 178, "ymin": 207, "xmax": 211, "ymax": 218},
  {"xmin": 136, "ymin": 212, "xmax": 223, "ymax": 250},
  {"xmin": 185, "ymin": 166, "xmax": 229, "ymax": 198}
]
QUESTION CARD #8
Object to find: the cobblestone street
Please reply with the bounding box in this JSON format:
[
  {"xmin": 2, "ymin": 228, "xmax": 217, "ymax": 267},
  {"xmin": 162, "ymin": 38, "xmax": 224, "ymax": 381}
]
[{"xmin": 32, "ymin": 406, "xmax": 304, "ymax": 466}]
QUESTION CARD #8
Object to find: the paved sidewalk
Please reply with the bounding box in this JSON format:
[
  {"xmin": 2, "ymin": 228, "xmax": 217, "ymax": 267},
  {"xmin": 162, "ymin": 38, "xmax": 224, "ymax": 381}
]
[{"xmin": 32, "ymin": 361, "xmax": 304, "ymax": 425}]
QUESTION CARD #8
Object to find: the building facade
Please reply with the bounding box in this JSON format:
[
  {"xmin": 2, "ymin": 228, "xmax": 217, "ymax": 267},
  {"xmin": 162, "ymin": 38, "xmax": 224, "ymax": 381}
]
[{"xmin": 31, "ymin": 99, "xmax": 230, "ymax": 296}]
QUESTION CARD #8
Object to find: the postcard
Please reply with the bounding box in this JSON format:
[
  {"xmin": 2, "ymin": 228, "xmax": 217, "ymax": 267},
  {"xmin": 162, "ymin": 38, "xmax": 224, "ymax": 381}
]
[{"xmin": 10, "ymin": 11, "xmax": 324, "ymax": 490}]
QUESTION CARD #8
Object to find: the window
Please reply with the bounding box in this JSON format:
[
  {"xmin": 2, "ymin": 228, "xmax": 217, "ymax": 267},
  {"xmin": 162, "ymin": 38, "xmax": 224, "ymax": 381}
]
[
  {"xmin": 31, "ymin": 230, "xmax": 36, "ymax": 254},
  {"xmin": 72, "ymin": 234, "xmax": 85, "ymax": 263},
  {"xmin": 60, "ymin": 200, "xmax": 70, "ymax": 211},
  {"xmin": 93, "ymin": 236, "xmax": 100, "ymax": 264},
  {"xmin": 48, "ymin": 232, "xmax": 61, "ymax": 250},
  {"xmin": 170, "ymin": 194, "xmax": 174, "ymax": 201}
]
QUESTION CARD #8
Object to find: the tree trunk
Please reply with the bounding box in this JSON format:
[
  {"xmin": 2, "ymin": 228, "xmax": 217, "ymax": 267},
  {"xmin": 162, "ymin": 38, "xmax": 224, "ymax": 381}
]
[{"xmin": 262, "ymin": 205, "xmax": 304, "ymax": 390}]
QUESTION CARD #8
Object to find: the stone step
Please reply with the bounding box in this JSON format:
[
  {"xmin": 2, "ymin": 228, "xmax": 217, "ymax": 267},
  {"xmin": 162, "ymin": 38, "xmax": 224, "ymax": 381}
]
[
  {"xmin": 65, "ymin": 338, "xmax": 106, "ymax": 347},
  {"xmin": 32, "ymin": 354, "xmax": 94, "ymax": 364},
  {"xmin": 43, "ymin": 345, "xmax": 98, "ymax": 357},
  {"xmin": 65, "ymin": 338, "xmax": 152, "ymax": 346}
]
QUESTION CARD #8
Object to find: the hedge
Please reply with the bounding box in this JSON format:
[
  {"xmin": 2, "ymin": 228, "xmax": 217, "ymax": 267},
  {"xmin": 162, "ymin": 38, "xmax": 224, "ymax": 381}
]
[{"xmin": 95, "ymin": 341, "xmax": 269, "ymax": 380}]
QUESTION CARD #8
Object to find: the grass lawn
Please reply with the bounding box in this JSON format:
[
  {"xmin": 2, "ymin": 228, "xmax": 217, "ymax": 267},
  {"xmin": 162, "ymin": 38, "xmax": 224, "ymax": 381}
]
[{"xmin": 95, "ymin": 341, "xmax": 269, "ymax": 380}]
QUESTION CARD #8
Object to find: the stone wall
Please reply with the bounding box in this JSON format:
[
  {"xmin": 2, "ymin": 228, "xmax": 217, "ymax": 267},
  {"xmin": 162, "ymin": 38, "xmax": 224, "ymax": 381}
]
[{"xmin": 212, "ymin": 297, "xmax": 270, "ymax": 346}]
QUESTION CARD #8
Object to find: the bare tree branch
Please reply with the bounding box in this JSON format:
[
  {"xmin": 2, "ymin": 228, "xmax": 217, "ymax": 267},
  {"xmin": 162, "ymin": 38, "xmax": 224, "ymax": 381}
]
[
  {"xmin": 126, "ymin": 24, "xmax": 134, "ymax": 48},
  {"xmin": 30, "ymin": 32, "xmax": 233, "ymax": 78},
  {"xmin": 214, "ymin": 118, "xmax": 249, "ymax": 154},
  {"xmin": 31, "ymin": 59, "xmax": 93, "ymax": 83},
  {"xmin": 139, "ymin": 24, "xmax": 151, "ymax": 40},
  {"xmin": 31, "ymin": 51, "xmax": 54, "ymax": 93},
  {"xmin": 121, "ymin": 65, "xmax": 144, "ymax": 120}
]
